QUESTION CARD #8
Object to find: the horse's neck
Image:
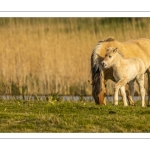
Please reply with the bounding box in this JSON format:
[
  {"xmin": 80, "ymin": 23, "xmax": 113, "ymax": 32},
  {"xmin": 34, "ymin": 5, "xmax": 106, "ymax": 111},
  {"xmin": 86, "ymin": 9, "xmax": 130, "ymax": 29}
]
[{"xmin": 112, "ymin": 53, "xmax": 125, "ymax": 69}]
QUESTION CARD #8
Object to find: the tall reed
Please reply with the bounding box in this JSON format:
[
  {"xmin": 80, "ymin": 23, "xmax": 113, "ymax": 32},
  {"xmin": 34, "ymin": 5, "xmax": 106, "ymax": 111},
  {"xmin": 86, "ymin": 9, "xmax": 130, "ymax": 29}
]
[{"xmin": 0, "ymin": 18, "xmax": 150, "ymax": 96}]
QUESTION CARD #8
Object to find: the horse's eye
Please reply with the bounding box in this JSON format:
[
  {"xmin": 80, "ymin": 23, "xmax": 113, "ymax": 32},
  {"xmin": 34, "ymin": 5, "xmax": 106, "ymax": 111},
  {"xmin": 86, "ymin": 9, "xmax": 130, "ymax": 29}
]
[{"xmin": 109, "ymin": 55, "xmax": 112, "ymax": 58}]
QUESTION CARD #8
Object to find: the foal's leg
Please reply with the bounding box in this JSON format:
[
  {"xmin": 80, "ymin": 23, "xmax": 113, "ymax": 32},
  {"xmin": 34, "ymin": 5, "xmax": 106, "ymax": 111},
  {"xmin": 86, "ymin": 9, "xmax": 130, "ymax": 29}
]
[
  {"xmin": 120, "ymin": 86, "xmax": 128, "ymax": 106},
  {"xmin": 114, "ymin": 78, "xmax": 127, "ymax": 105},
  {"xmin": 136, "ymin": 74, "xmax": 145, "ymax": 107},
  {"xmin": 127, "ymin": 80, "xmax": 135, "ymax": 106},
  {"xmin": 114, "ymin": 87, "xmax": 119, "ymax": 105}
]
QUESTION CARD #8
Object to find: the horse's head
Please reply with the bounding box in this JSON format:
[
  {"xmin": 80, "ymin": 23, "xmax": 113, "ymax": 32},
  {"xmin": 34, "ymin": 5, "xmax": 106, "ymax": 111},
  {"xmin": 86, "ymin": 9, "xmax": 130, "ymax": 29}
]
[
  {"xmin": 91, "ymin": 37, "xmax": 116, "ymax": 105},
  {"xmin": 101, "ymin": 47, "xmax": 117, "ymax": 69}
]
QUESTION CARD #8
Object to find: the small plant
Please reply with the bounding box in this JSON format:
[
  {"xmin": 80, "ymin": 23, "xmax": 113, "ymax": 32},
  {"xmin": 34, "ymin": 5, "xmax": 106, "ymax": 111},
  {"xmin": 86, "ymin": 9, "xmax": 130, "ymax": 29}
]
[
  {"xmin": 47, "ymin": 93, "xmax": 61, "ymax": 102},
  {"xmin": 78, "ymin": 95, "xmax": 85, "ymax": 101},
  {"xmin": 33, "ymin": 94, "xmax": 40, "ymax": 101}
]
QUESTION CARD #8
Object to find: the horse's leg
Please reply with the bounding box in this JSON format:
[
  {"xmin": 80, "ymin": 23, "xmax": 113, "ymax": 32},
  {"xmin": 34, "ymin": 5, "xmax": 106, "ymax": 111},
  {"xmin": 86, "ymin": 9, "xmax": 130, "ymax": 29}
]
[
  {"xmin": 102, "ymin": 68, "xmax": 115, "ymax": 105},
  {"xmin": 120, "ymin": 86, "xmax": 128, "ymax": 106},
  {"xmin": 146, "ymin": 69, "xmax": 150, "ymax": 106},
  {"xmin": 126, "ymin": 80, "xmax": 135, "ymax": 106},
  {"xmin": 114, "ymin": 78, "xmax": 127, "ymax": 105},
  {"xmin": 136, "ymin": 74, "xmax": 145, "ymax": 107}
]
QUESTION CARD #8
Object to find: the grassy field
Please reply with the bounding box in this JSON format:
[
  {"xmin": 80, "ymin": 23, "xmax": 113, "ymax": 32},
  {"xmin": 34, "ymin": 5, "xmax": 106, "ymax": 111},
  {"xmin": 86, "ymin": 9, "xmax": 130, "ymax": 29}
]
[
  {"xmin": 0, "ymin": 18, "xmax": 150, "ymax": 96},
  {"xmin": 0, "ymin": 97, "xmax": 150, "ymax": 133}
]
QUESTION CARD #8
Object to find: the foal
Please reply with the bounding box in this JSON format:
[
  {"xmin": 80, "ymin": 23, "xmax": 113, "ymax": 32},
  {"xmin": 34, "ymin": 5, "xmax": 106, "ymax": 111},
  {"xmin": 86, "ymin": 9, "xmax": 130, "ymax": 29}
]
[{"xmin": 101, "ymin": 47, "xmax": 145, "ymax": 107}]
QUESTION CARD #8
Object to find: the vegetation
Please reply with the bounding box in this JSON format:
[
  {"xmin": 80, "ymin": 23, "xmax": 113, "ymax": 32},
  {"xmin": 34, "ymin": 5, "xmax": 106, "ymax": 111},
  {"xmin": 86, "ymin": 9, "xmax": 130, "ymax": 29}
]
[
  {"xmin": 0, "ymin": 18, "xmax": 150, "ymax": 96},
  {"xmin": 0, "ymin": 98, "xmax": 150, "ymax": 132},
  {"xmin": 1, "ymin": 18, "xmax": 150, "ymax": 133}
]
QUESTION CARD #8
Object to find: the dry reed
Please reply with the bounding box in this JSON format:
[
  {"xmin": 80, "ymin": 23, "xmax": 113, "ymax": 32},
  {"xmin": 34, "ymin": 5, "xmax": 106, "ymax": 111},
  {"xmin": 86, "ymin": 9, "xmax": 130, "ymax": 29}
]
[{"xmin": 0, "ymin": 18, "xmax": 150, "ymax": 96}]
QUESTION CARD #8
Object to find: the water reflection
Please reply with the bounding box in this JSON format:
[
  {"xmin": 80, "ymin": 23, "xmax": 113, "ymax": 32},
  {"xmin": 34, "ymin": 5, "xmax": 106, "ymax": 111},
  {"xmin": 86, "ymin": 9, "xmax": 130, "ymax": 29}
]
[{"xmin": 0, "ymin": 95, "xmax": 148, "ymax": 101}]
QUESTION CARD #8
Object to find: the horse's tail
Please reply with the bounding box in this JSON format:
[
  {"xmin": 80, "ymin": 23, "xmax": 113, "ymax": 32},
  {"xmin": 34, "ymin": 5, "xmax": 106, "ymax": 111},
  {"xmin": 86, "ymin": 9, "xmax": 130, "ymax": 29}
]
[{"xmin": 91, "ymin": 42, "xmax": 102, "ymax": 104}]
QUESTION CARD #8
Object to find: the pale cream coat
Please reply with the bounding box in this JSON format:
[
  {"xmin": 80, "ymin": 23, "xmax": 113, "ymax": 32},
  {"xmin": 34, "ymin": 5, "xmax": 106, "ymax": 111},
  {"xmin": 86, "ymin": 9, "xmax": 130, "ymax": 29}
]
[{"xmin": 102, "ymin": 47, "xmax": 145, "ymax": 107}]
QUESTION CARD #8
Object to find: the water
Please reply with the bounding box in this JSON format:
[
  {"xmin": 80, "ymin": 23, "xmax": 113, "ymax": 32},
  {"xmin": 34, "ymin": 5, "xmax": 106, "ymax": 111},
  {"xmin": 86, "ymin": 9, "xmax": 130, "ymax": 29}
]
[
  {"xmin": 0, "ymin": 95, "xmax": 94, "ymax": 101},
  {"xmin": 0, "ymin": 95, "xmax": 148, "ymax": 101}
]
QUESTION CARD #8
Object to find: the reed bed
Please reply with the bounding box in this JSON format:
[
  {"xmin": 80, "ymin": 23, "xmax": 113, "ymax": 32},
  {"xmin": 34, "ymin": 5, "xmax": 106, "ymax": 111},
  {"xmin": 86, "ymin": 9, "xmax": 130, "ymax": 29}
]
[{"xmin": 0, "ymin": 18, "xmax": 150, "ymax": 96}]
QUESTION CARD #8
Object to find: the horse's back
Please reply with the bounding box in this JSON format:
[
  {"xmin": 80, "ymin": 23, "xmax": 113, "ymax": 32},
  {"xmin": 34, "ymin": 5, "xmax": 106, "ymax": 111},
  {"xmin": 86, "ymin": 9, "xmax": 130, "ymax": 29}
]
[
  {"xmin": 98, "ymin": 38, "xmax": 150, "ymax": 70},
  {"xmin": 122, "ymin": 38, "xmax": 150, "ymax": 69},
  {"xmin": 123, "ymin": 38, "xmax": 150, "ymax": 53}
]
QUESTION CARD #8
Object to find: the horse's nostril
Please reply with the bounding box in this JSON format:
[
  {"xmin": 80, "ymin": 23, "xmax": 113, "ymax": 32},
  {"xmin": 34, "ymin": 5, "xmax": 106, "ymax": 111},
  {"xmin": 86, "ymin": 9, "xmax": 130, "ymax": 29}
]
[{"xmin": 101, "ymin": 62, "xmax": 105, "ymax": 67}]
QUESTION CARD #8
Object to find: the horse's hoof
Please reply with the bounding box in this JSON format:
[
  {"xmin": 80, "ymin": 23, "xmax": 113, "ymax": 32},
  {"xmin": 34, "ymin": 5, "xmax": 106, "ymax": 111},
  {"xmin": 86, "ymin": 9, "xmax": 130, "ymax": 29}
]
[
  {"xmin": 130, "ymin": 104, "xmax": 135, "ymax": 106},
  {"xmin": 113, "ymin": 104, "xmax": 118, "ymax": 106}
]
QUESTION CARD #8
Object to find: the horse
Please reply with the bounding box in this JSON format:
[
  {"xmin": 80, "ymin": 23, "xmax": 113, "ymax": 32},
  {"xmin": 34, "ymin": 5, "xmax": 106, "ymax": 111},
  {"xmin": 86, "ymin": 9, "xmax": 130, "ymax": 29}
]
[
  {"xmin": 91, "ymin": 37, "xmax": 150, "ymax": 106},
  {"xmin": 101, "ymin": 47, "xmax": 145, "ymax": 107}
]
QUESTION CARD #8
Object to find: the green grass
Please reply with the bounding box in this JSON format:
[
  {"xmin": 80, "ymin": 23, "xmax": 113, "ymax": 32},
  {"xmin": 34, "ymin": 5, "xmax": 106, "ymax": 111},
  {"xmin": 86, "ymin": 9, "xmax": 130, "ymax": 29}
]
[{"xmin": 0, "ymin": 99, "xmax": 150, "ymax": 133}]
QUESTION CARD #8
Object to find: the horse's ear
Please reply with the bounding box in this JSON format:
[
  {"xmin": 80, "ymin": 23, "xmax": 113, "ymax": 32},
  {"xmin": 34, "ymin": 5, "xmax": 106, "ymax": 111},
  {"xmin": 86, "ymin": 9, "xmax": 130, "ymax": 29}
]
[{"xmin": 113, "ymin": 48, "xmax": 117, "ymax": 53}]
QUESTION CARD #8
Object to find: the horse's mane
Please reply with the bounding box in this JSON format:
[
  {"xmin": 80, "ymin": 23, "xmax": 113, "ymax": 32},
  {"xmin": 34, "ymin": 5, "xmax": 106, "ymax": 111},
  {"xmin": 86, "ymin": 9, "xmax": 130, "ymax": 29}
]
[
  {"xmin": 91, "ymin": 37, "xmax": 115, "ymax": 64},
  {"xmin": 91, "ymin": 37, "xmax": 116, "ymax": 73},
  {"xmin": 90, "ymin": 37, "xmax": 115, "ymax": 104},
  {"xmin": 98, "ymin": 37, "xmax": 115, "ymax": 43}
]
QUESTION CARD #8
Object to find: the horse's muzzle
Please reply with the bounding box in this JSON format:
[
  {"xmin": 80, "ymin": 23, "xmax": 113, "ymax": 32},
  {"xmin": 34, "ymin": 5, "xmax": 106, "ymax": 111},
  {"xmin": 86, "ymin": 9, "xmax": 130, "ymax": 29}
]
[{"xmin": 101, "ymin": 61, "xmax": 107, "ymax": 68}]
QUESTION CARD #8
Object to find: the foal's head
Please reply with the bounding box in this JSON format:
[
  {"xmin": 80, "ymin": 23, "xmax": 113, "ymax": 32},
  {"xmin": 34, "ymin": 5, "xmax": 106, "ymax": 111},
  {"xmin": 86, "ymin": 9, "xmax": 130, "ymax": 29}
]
[{"xmin": 101, "ymin": 47, "xmax": 118, "ymax": 68}]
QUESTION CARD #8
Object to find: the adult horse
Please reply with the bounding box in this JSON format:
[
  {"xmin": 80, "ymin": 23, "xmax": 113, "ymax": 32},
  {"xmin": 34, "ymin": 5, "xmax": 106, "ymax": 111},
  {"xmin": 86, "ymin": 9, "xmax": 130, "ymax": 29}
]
[{"xmin": 91, "ymin": 37, "xmax": 150, "ymax": 106}]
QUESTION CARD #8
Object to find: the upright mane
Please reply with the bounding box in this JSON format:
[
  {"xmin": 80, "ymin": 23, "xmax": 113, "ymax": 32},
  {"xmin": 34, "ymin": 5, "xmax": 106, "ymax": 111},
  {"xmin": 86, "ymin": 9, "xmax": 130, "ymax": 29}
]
[
  {"xmin": 91, "ymin": 37, "xmax": 116, "ymax": 68},
  {"xmin": 106, "ymin": 47, "xmax": 125, "ymax": 58},
  {"xmin": 99, "ymin": 37, "xmax": 115, "ymax": 43}
]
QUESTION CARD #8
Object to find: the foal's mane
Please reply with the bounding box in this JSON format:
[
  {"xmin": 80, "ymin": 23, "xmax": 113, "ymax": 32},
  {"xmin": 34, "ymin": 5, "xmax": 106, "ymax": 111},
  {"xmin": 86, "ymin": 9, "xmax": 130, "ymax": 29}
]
[
  {"xmin": 116, "ymin": 49, "xmax": 124, "ymax": 58},
  {"xmin": 106, "ymin": 46, "xmax": 125, "ymax": 58}
]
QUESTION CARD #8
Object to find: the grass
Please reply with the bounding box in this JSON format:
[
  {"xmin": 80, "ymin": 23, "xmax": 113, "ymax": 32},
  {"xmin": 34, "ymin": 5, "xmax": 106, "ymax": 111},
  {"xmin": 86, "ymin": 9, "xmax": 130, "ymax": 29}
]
[{"xmin": 0, "ymin": 98, "xmax": 150, "ymax": 133}]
